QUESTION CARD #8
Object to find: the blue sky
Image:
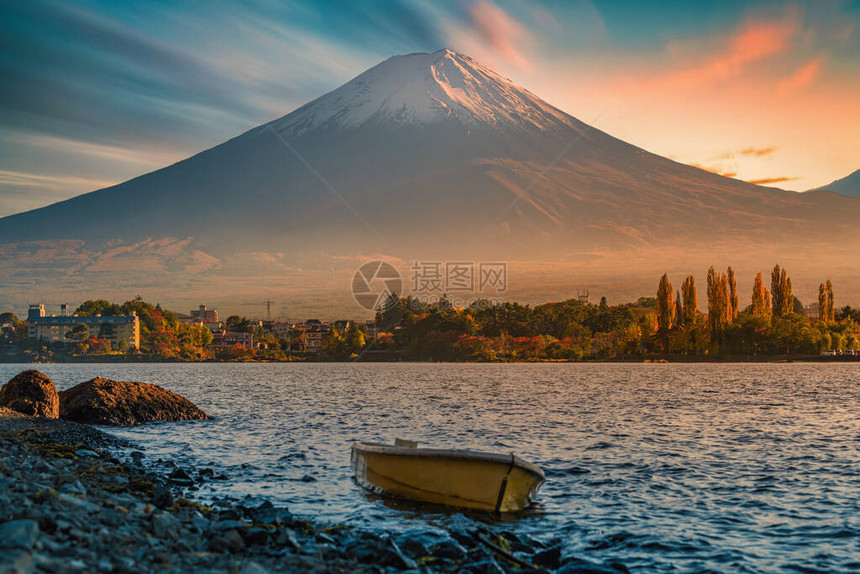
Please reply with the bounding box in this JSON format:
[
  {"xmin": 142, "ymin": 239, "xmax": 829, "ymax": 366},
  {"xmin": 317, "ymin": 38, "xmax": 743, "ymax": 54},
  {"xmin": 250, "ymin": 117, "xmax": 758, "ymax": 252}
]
[{"xmin": 1, "ymin": 0, "xmax": 858, "ymax": 216}]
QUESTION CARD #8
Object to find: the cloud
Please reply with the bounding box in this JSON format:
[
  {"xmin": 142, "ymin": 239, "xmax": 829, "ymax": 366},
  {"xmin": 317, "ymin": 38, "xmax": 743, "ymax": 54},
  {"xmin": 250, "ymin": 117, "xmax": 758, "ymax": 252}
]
[
  {"xmin": 715, "ymin": 146, "xmax": 777, "ymax": 160},
  {"xmin": 689, "ymin": 163, "xmax": 737, "ymax": 178},
  {"xmin": 748, "ymin": 177, "xmax": 799, "ymax": 186},
  {"xmin": 467, "ymin": 0, "xmax": 533, "ymax": 69},
  {"xmin": 778, "ymin": 58, "xmax": 823, "ymax": 93},
  {"xmin": 653, "ymin": 11, "xmax": 800, "ymax": 91}
]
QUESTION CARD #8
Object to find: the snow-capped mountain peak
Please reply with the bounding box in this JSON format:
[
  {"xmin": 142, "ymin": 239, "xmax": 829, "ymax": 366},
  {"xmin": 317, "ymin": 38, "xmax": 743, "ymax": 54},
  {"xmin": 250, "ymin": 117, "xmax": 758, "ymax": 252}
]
[{"xmin": 269, "ymin": 49, "xmax": 574, "ymax": 136}]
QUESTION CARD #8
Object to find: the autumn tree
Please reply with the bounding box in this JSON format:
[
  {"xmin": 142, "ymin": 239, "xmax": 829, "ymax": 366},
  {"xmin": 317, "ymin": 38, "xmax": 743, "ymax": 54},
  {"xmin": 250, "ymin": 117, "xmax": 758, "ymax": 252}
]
[
  {"xmin": 707, "ymin": 267, "xmax": 731, "ymax": 344},
  {"xmin": 771, "ymin": 265, "xmax": 793, "ymax": 316},
  {"xmin": 751, "ymin": 272, "xmax": 771, "ymax": 319},
  {"xmin": 819, "ymin": 280, "xmax": 835, "ymax": 323},
  {"xmin": 656, "ymin": 274, "xmax": 674, "ymax": 332},
  {"xmin": 727, "ymin": 266, "xmax": 738, "ymax": 320},
  {"xmin": 679, "ymin": 276, "xmax": 698, "ymax": 326},
  {"xmin": 674, "ymin": 290, "xmax": 683, "ymax": 326}
]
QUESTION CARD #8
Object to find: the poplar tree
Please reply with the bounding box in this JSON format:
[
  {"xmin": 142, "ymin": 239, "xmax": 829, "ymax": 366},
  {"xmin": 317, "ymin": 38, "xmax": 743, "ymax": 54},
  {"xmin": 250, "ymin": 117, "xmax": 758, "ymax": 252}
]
[
  {"xmin": 727, "ymin": 266, "xmax": 738, "ymax": 320},
  {"xmin": 826, "ymin": 280, "xmax": 835, "ymax": 323},
  {"xmin": 752, "ymin": 272, "xmax": 771, "ymax": 318},
  {"xmin": 681, "ymin": 276, "xmax": 698, "ymax": 326},
  {"xmin": 656, "ymin": 274, "xmax": 674, "ymax": 332},
  {"xmin": 675, "ymin": 290, "xmax": 684, "ymax": 327},
  {"xmin": 771, "ymin": 265, "xmax": 793, "ymax": 316},
  {"xmin": 707, "ymin": 267, "xmax": 730, "ymax": 342},
  {"xmin": 819, "ymin": 283, "xmax": 828, "ymax": 323}
]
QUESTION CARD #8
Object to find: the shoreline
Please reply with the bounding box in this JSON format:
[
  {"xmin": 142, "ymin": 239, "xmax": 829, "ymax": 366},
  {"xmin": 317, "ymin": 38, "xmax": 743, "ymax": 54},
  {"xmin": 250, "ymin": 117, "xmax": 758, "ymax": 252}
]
[
  {"xmin": 1, "ymin": 354, "xmax": 858, "ymax": 364},
  {"xmin": 0, "ymin": 411, "xmax": 625, "ymax": 573}
]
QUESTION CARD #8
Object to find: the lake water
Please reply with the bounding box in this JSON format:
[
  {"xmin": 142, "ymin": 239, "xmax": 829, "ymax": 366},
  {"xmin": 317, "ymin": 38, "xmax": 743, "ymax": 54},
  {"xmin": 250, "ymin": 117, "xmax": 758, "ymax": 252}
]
[{"xmin": 3, "ymin": 362, "xmax": 858, "ymax": 573}]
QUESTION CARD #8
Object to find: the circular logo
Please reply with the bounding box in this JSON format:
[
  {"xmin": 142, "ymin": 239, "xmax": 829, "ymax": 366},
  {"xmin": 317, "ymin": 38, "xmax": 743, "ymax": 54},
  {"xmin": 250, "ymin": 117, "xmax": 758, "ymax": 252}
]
[{"xmin": 351, "ymin": 261, "xmax": 403, "ymax": 311}]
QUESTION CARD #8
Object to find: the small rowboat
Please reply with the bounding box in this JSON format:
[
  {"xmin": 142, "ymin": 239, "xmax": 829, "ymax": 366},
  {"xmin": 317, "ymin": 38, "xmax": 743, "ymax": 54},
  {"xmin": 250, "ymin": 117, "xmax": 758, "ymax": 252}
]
[{"xmin": 351, "ymin": 439, "xmax": 545, "ymax": 512}]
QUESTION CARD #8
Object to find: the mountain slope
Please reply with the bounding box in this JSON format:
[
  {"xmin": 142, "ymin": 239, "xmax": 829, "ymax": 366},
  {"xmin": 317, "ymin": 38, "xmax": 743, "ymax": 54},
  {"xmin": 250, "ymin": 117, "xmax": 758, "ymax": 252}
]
[
  {"xmin": 1, "ymin": 49, "xmax": 859, "ymax": 311},
  {"xmin": 809, "ymin": 169, "xmax": 860, "ymax": 198}
]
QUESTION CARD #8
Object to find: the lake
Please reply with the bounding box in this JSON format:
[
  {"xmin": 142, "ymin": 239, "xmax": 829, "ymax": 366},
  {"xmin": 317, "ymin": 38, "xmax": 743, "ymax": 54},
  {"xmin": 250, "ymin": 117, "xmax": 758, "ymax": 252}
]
[{"xmin": 2, "ymin": 362, "xmax": 857, "ymax": 573}]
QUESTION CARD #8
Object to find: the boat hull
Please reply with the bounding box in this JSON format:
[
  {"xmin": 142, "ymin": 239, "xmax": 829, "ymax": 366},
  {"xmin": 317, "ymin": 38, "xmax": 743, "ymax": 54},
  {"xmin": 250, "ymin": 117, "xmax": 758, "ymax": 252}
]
[{"xmin": 351, "ymin": 442, "xmax": 544, "ymax": 512}]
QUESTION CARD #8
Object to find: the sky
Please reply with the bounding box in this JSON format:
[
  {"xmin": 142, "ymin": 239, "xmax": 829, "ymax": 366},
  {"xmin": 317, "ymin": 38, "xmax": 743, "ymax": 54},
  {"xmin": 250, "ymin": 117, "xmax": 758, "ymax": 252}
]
[{"xmin": 1, "ymin": 0, "xmax": 858, "ymax": 217}]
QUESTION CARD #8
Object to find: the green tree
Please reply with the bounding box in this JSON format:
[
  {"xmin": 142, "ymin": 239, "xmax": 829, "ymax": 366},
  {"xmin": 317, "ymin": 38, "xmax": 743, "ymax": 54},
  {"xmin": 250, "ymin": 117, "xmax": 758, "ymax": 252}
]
[{"xmin": 65, "ymin": 323, "xmax": 89, "ymax": 342}]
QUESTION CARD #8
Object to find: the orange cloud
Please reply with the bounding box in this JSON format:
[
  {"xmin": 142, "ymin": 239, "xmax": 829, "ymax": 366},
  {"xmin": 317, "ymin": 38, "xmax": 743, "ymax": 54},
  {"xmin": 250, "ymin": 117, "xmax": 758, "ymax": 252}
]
[
  {"xmin": 748, "ymin": 177, "xmax": 799, "ymax": 185},
  {"xmin": 716, "ymin": 146, "xmax": 777, "ymax": 160},
  {"xmin": 689, "ymin": 163, "xmax": 738, "ymax": 178},
  {"xmin": 468, "ymin": 0, "xmax": 532, "ymax": 69},
  {"xmin": 656, "ymin": 12, "xmax": 800, "ymax": 91},
  {"xmin": 778, "ymin": 58, "xmax": 823, "ymax": 93}
]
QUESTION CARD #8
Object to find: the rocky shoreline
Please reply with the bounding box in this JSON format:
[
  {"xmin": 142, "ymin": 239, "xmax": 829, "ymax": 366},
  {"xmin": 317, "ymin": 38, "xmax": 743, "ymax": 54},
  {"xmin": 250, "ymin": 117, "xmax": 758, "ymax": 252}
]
[{"xmin": 0, "ymin": 411, "xmax": 637, "ymax": 574}]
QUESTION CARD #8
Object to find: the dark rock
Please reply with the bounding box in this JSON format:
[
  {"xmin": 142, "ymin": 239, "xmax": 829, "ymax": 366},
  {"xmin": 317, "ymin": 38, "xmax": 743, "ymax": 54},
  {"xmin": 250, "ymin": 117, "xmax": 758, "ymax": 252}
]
[
  {"xmin": 199, "ymin": 468, "xmax": 215, "ymax": 478},
  {"xmin": 533, "ymin": 544, "xmax": 562, "ymax": 569},
  {"xmin": 58, "ymin": 377, "xmax": 210, "ymax": 426},
  {"xmin": 168, "ymin": 468, "xmax": 194, "ymax": 486},
  {"xmin": 276, "ymin": 528, "xmax": 300, "ymax": 551},
  {"xmin": 152, "ymin": 482, "xmax": 174, "ymax": 508},
  {"xmin": 243, "ymin": 527, "xmax": 271, "ymax": 546},
  {"xmin": 377, "ymin": 539, "xmax": 417, "ymax": 570},
  {"xmin": 151, "ymin": 513, "xmax": 181, "ymax": 540},
  {"xmin": 169, "ymin": 468, "xmax": 192, "ymax": 481},
  {"xmin": 0, "ymin": 370, "xmax": 59, "ymax": 418},
  {"xmin": 432, "ymin": 539, "xmax": 468, "ymax": 561},
  {"xmin": 74, "ymin": 449, "xmax": 99, "ymax": 458},
  {"xmin": 0, "ymin": 520, "xmax": 39, "ymax": 550},
  {"xmin": 208, "ymin": 529, "xmax": 246, "ymax": 553},
  {"xmin": 397, "ymin": 537, "xmax": 428, "ymax": 558}
]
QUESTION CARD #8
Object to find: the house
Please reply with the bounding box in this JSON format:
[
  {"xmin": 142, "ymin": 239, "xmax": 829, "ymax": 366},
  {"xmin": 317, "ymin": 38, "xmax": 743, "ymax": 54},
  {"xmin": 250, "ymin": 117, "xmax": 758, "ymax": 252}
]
[
  {"xmin": 297, "ymin": 319, "xmax": 330, "ymax": 352},
  {"xmin": 27, "ymin": 304, "xmax": 140, "ymax": 350},
  {"xmin": 207, "ymin": 330, "xmax": 253, "ymax": 350}
]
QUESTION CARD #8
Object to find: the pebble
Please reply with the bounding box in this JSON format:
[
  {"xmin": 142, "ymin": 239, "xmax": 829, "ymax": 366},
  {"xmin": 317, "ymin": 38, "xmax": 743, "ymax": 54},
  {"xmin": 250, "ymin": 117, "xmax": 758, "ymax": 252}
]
[
  {"xmin": 0, "ymin": 520, "xmax": 39, "ymax": 550},
  {"xmin": 74, "ymin": 449, "xmax": 99, "ymax": 458}
]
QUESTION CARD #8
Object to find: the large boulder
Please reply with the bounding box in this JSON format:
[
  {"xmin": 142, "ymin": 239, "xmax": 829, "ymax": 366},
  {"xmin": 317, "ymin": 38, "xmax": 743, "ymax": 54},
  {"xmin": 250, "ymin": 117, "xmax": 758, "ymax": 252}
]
[
  {"xmin": 0, "ymin": 370, "xmax": 59, "ymax": 418},
  {"xmin": 59, "ymin": 377, "xmax": 210, "ymax": 426}
]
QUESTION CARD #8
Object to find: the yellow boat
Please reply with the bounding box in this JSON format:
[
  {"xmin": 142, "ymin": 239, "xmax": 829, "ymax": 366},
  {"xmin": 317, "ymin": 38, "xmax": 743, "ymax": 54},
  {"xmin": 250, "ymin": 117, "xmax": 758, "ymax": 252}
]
[{"xmin": 351, "ymin": 440, "xmax": 545, "ymax": 512}]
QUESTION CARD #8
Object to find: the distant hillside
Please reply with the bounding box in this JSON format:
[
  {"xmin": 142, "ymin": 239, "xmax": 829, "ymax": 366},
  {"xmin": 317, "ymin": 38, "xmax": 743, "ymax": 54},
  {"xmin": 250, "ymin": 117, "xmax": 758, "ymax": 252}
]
[{"xmin": 809, "ymin": 170, "xmax": 860, "ymax": 198}]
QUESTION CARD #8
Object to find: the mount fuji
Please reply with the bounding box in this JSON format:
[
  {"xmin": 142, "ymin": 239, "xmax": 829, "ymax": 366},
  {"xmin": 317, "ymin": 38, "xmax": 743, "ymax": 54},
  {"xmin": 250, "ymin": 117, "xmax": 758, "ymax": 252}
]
[{"xmin": 1, "ymin": 49, "xmax": 859, "ymax": 314}]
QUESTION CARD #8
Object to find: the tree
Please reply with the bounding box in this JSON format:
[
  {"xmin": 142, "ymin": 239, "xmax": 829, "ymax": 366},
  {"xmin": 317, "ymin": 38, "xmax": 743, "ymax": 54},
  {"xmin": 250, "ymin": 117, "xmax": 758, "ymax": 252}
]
[
  {"xmin": 771, "ymin": 265, "xmax": 793, "ymax": 317},
  {"xmin": 819, "ymin": 283, "xmax": 828, "ymax": 324},
  {"xmin": 680, "ymin": 276, "xmax": 698, "ymax": 327},
  {"xmin": 65, "ymin": 323, "xmax": 89, "ymax": 342},
  {"xmin": 752, "ymin": 272, "xmax": 771, "ymax": 319},
  {"xmin": 707, "ymin": 267, "xmax": 730, "ymax": 345},
  {"xmin": 727, "ymin": 266, "xmax": 738, "ymax": 320},
  {"xmin": 674, "ymin": 290, "xmax": 683, "ymax": 327},
  {"xmin": 656, "ymin": 274, "xmax": 674, "ymax": 332},
  {"xmin": 826, "ymin": 280, "xmax": 835, "ymax": 323}
]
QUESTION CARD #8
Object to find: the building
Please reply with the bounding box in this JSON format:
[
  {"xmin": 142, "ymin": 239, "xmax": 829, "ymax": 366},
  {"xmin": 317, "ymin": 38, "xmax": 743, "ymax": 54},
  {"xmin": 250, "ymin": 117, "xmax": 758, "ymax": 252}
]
[
  {"xmin": 190, "ymin": 304, "xmax": 218, "ymax": 323},
  {"xmin": 27, "ymin": 304, "xmax": 140, "ymax": 350},
  {"xmin": 298, "ymin": 319, "xmax": 330, "ymax": 352},
  {"xmin": 207, "ymin": 330, "xmax": 253, "ymax": 350}
]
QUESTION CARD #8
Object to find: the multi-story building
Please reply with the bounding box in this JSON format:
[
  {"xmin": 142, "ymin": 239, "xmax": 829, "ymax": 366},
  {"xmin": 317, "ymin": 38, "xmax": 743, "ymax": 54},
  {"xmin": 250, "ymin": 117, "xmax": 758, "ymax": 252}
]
[
  {"xmin": 190, "ymin": 304, "xmax": 218, "ymax": 323},
  {"xmin": 27, "ymin": 304, "xmax": 140, "ymax": 350}
]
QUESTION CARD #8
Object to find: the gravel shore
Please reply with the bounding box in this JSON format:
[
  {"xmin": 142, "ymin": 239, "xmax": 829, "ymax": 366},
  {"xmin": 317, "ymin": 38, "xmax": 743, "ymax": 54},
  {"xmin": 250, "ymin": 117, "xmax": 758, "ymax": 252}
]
[{"xmin": 0, "ymin": 410, "xmax": 628, "ymax": 574}]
